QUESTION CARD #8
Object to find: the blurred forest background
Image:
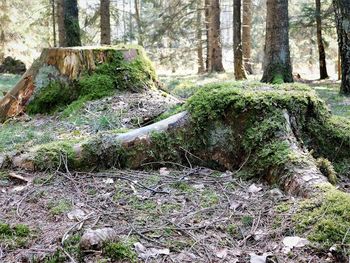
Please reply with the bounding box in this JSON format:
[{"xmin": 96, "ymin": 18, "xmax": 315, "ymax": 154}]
[{"xmin": 0, "ymin": 0, "xmax": 339, "ymax": 78}]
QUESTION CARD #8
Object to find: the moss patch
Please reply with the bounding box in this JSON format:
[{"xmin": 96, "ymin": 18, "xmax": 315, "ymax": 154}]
[
  {"xmin": 102, "ymin": 240, "xmax": 137, "ymax": 262},
  {"xmin": 295, "ymin": 185, "xmax": 350, "ymax": 252},
  {"xmin": 34, "ymin": 140, "xmax": 78, "ymax": 170},
  {"xmin": 0, "ymin": 222, "xmax": 31, "ymax": 249}
]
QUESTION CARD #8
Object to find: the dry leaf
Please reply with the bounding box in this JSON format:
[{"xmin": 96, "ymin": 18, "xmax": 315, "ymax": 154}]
[
  {"xmin": 215, "ymin": 248, "xmax": 228, "ymax": 259},
  {"xmin": 250, "ymin": 253, "xmax": 269, "ymax": 263},
  {"xmin": 248, "ymin": 184, "xmax": 262, "ymax": 193},
  {"xmin": 159, "ymin": 167, "xmax": 170, "ymax": 176},
  {"xmin": 283, "ymin": 236, "xmax": 309, "ymax": 249},
  {"xmin": 134, "ymin": 242, "xmax": 170, "ymax": 259}
]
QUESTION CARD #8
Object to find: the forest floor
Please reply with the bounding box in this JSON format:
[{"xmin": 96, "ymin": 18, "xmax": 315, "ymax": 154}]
[{"xmin": 0, "ymin": 73, "xmax": 349, "ymax": 262}]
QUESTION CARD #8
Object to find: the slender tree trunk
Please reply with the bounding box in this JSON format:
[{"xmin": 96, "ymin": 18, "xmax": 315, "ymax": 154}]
[
  {"xmin": 100, "ymin": 0, "xmax": 111, "ymax": 45},
  {"xmin": 261, "ymin": 0, "xmax": 293, "ymax": 84},
  {"xmin": 205, "ymin": 0, "xmax": 210, "ymax": 71},
  {"xmin": 333, "ymin": 0, "xmax": 350, "ymax": 94},
  {"xmin": 57, "ymin": 0, "xmax": 66, "ymax": 47},
  {"xmin": 233, "ymin": 0, "xmax": 247, "ymax": 80},
  {"xmin": 242, "ymin": 0, "xmax": 253, "ymax": 74},
  {"xmin": 316, "ymin": 0, "xmax": 329, "ymax": 80},
  {"xmin": 52, "ymin": 0, "xmax": 57, "ymax": 47},
  {"xmin": 134, "ymin": 0, "xmax": 144, "ymax": 46},
  {"xmin": 208, "ymin": 0, "xmax": 224, "ymax": 73},
  {"xmin": 63, "ymin": 0, "xmax": 81, "ymax": 47},
  {"xmin": 197, "ymin": 0, "xmax": 205, "ymax": 74},
  {"xmin": 0, "ymin": 0, "xmax": 9, "ymax": 62},
  {"xmin": 338, "ymin": 48, "xmax": 341, "ymax": 80}
]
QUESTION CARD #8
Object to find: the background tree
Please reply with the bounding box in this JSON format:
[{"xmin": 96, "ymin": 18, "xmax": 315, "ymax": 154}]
[
  {"xmin": 261, "ymin": 0, "xmax": 293, "ymax": 83},
  {"xmin": 0, "ymin": 0, "xmax": 9, "ymax": 62},
  {"xmin": 233, "ymin": 0, "xmax": 247, "ymax": 79},
  {"xmin": 57, "ymin": 0, "xmax": 66, "ymax": 47},
  {"xmin": 134, "ymin": 0, "xmax": 144, "ymax": 46},
  {"xmin": 196, "ymin": 0, "xmax": 205, "ymax": 73},
  {"xmin": 316, "ymin": 0, "xmax": 329, "ymax": 79},
  {"xmin": 100, "ymin": 0, "xmax": 111, "ymax": 45},
  {"xmin": 333, "ymin": 0, "xmax": 350, "ymax": 94},
  {"xmin": 63, "ymin": 0, "xmax": 81, "ymax": 46},
  {"xmin": 208, "ymin": 0, "xmax": 224, "ymax": 72},
  {"xmin": 242, "ymin": 0, "xmax": 253, "ymax": 74}
]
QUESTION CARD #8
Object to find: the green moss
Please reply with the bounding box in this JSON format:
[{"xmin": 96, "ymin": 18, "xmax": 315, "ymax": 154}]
[
  {"xmin": 295, "ymin": 185, "xmax": 350, "ymax": 252},
  {"xmin": 0, "ymin": 222, "xmax": 31, "ymax": 249},
  {"xmin": 48, "ymin": 199, "xmax": 72, "ymax": 216},
  {"xmin": 316, "ymin": 158, "xmax": 337, "ymax": 184},
  {"xmin": 102, "ymin": 240, "xmax": 137, "ymax": 262},
  {"xmin": 184, "ymin": 82, "xmax": 321, "ymax": 176},
  {"xmin": 34, "ymin": 140, "xmax": 77, "ymax": 170},
  {"xmin": 27, "ymin": 81, "xmax": 77, "ymax": 114}
]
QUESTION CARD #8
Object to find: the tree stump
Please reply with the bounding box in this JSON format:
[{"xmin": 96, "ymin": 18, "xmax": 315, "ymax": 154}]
[
  {"xmin": 0, "ymin": 46, "xmax": 157, "ymax": 122},
  {"xmin": 3, "ymin": 83, "xmax": 349, "ymax": 196}
]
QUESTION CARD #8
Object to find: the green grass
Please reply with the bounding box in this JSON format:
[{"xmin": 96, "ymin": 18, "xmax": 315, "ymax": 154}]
[{"xmin": 311, "ymin": 82, "xmax": 350, "ymax": 117}]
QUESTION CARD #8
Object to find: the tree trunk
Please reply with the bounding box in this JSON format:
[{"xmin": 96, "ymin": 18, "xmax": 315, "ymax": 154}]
[
  {"xmin": 242, "ymin": 0, "xmax": 253, "ymax": 74},
  {"xmin": 316, "ymin": 0, "xmax": 329, "ymax": 80},
  {"xmin": 0, "ymin": 0, "xmax": 9, "ymax": 62},
  {"xmin": 207, "ymin": 0, "xmax": 225, "ymax": 73},
  {"xmin": 233, "ymin": 0, "xmax": 247, "ymax": 80},
  {"xmin": 261, "ymin": 0, "xmax": 293, "ymax": 84},
  {"xmin": 52, "ymin": 0, "xmax": 57, "ymax": 47},
  {"xmin": 196, "ymin": 0, "xmax": 205, "ymax": 74},
  {"xmin": 134, "ymin": 0, "xmax": 144, "ymax": 46},
  {"xmin": 205, "ymin": 0, "xmax": 210, "ymax": 71},
  {"xmin": 57, "ymin": 0, "xmax": 66, "ymax": 47},
  {"xmin": 63, "ymin": 0, "xmax": 81, "ymax": 47},
  {"xmin": 333, "ymin": 0, "xmax": 350, "ymax": 94},
  {"xmin": 100, "ymin": 0, "xmax": 111, "ymax": 45}
]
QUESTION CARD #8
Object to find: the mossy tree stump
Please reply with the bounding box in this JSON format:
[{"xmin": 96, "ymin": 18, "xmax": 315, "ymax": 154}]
[
  {"xmin": 0, "ymin": 45, "xmax": 158, "ymax": 121},
  {"xmin": 3, "ymin": 82, "xmax": 350, "ymax": 197}
]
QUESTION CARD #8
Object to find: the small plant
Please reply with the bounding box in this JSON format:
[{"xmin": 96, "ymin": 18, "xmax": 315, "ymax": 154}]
[
  {"xmin": 241, "ymin": 215, "xmax": 254, "ymax": 227},
  {"xmin": 103, "ymin": 241, "xmax": 137, "ymax": 262},
  {"xmin": 48, "ymin": 199, "xmax": 72, "ymax": 216}
]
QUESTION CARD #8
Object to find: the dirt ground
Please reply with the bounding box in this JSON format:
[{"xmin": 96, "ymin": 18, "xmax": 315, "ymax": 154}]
[{"xmin": 0, "ymin": 165, "xmax": 337, "ymax": 263}]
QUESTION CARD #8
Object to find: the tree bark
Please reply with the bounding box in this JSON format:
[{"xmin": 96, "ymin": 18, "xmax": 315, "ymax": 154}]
[
  {"xmin": 207, "ymin": 0, "xmax": 225, "ymax": 73},
  {"xmin": 57, "ymin": 0, "xmax": 66, "ymax": 47},
  {"xmin": 261, "ymin": 0, "xmax": 293, "ymax": 84},
  {"xmin": 0, "ymin": 0, "xmax": 9, "ymax": 62},
  {"xmin": 134, "ymin": 0, "xmax": 144, "ymax": 46},
  {"xmin": 316, "ymin": 0, "xmax": 329, "ymax": 80},
  {"xmin": 63, "ymin": 0, "xmax": 81, "ymax": 47},
  {"xmin": 233, "ymin": 0, "xmax": 247, "ymax": 80},
  {"xmin": 100, "ymin": 0, "xmax": 111, "ymax": 45},
  {"xmin": 196, "ymin": 0, "xmax": 205, "ymax": 74},
  {"xmin": 242, "ymin": 0, "xmax": 253, "ymax": 74},
  {"xmin": 333, "ymin": 0, "xmax": 350, "ymax": 94},
  {"xmin": 52, "ymin": 0, "xmax": 57, "ymax": 47},
  {"xmin": 205, "ymin": 0, "xmax": 210, "ymax": 71}
]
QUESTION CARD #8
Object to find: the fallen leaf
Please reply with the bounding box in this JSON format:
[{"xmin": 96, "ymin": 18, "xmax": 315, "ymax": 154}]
[
  {"xmin": 229, "ymin": 201, "xmax": 242, "ymax": 211},
  {"xmin": 215, "ymin": 248, "xmax": 228, "ymax": 259},
  {"xmin": 134, "ymin": 242, "xmax": 170, "ymax": 259},
  {"xmin": 248, "ymin": 184, "xmax": 262, "ymax": 193},
  {"xmin": 67, "ymin": 209, "xmax": 86, "ymax": 221},
  {"xmin": 159, "ymin": 167, "xmax": 170, "ymax": 176},
  {"xmin": 103, "ymin": 178, "xmax": 114, "ymax": 184},
  {"xmin": 282, "ymin": 236, "xmax": 309, "ymax": 249},
  {"xmin": 250, "ymin": 253, "xmax": 269, "ymax": 263}
]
